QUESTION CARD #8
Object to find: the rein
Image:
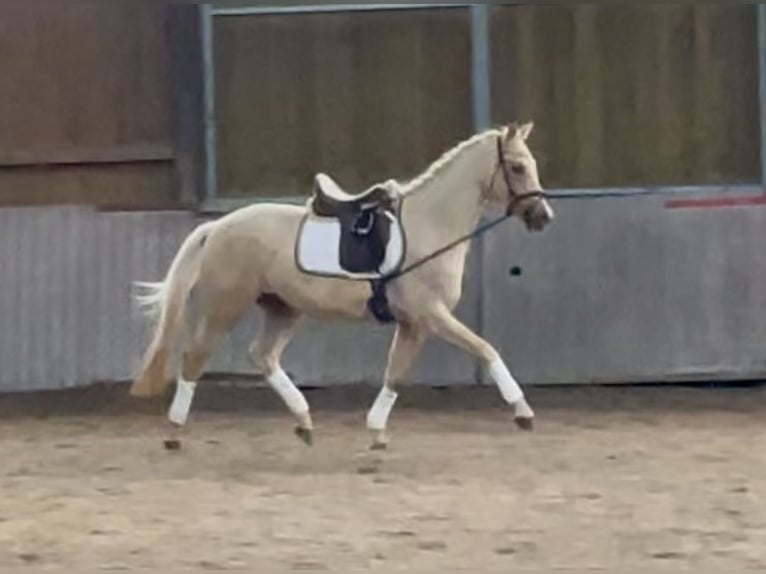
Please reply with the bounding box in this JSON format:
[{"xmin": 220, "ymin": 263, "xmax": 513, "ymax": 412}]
[
  {"xmin": 381, "ymin": 211, "xmax": 512, "ymax": 284},
  {"xmin": 367, "ymin": 210, "xmax": 511, "ymax": 323}
]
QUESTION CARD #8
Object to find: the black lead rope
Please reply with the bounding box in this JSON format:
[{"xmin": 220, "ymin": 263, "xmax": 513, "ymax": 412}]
[
  {"xmin": 368, "ymin": 213, "xmax": 512, "ymax": 324},
  {"xmin": 384, "ymin": 212, "xmax": 512, "ymax": 284}
]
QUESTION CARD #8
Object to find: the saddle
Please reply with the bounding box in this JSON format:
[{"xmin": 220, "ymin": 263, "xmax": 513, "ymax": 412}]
[
  {"xmin": 306, "ymin": 174, "xmax": 402, "ymax": 276},
  {"xmin": 311, "ymin": 173, "xmax": 396, "ymax": 218}
]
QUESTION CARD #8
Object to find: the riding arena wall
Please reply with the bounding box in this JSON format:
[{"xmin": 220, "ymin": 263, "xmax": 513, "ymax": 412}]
[{"xmin": 0, "ymin": 3, "xmax": 764, "ymax": 392}]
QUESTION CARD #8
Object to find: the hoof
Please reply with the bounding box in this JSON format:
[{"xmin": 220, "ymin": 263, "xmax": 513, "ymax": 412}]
[
  {"xmin": 515, "ymin": 417, "xmax": 535, "ymax": 432},
  {"xmin": 164, "ymin": 439, "xmax": 182, "ymax": 452},
  {"xmin": 295, "ymin": 427, "xmax": 314, "ymax": 447},
  {"xmin": 370, "ymin": 441, "xmax": 389, "ymax": 452}
]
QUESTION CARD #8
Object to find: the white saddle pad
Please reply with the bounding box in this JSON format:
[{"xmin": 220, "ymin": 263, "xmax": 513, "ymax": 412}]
[{"xmin": 296, "ymin": 213, "xmax": 406, "ymax": 281}]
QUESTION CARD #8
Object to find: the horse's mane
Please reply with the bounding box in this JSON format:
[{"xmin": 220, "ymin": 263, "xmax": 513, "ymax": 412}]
[
  {"xmin": 313, "ymin": 126, "xmax": 508, "ymax": 200},
  {"xmin": 396, "ymin": 127, "xmax": 504, "ymax": 195}
]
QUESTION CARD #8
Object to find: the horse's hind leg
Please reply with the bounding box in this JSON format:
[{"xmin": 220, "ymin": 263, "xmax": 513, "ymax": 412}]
[
  {"xmin": 248, "ymin": 302, "xmax": 312, "ymax": 445},
  {"xmin": 167, "ymin": 301, "xmax": 244, "ymax": 432}
]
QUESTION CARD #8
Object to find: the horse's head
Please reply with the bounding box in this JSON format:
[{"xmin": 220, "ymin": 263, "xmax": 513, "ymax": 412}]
[{"xmin": 489, "ymin": 122, "xmax": 554, "ymax": 232}]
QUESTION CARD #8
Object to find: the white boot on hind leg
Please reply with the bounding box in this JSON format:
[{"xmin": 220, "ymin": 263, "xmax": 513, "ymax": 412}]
[
  {"xmin": 168, "ymin": 378, "xmax": 197, "ymax": 427},
  {"xmin": 268, "ymin": 368, "xmax": 314, "ymax": 445}
]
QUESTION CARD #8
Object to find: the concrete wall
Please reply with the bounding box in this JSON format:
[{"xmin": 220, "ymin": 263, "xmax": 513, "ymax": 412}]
[
  {"xmin": 482, "ymin": 196, "xmax": 766, "ymax": 385},
  {"xmin": 1, "ymin": 201, "xmax": 764, "ymax": 393}
]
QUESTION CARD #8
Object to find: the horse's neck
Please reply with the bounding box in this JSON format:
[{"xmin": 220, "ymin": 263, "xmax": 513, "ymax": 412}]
[{"xmin": 402, "ymin": 137, "xmax": 494, "ymax": 266}]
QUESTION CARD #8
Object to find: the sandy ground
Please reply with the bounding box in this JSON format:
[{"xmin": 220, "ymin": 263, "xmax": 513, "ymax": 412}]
[{"xmin": 0, "ymin": 383, "xmax": 764, "ymax": 570}]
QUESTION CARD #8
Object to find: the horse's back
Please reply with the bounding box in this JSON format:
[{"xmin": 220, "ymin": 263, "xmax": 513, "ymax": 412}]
[
  {"xmin": 196, "ymin": 202, "xmax": 304, "ymax": 274},
  {"xmin": 210, "ymin": 202, "xmax": 306, "ymax": 243},
  {"xmin": 221, "ymin": 201, "xmax": 306, "ymax": 226}
]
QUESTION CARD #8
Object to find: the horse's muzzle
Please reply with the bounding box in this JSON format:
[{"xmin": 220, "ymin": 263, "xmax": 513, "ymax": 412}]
[{"xmin": 521, "ymin": 195, "xmax": 554, "ymax": 232}]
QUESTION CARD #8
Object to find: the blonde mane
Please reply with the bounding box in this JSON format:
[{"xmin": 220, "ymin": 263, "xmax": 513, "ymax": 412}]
[{"xmin": 398, "ymin": 127, "xmax": 504, "ymax": 195}]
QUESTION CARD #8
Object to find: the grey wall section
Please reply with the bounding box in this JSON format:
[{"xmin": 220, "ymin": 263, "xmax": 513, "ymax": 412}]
[
  {"xmin": 0, "ymin": 206, "xmax": 479, "ymax": 392},
  {"xmin": 2, "ymin": 201, "xmax": 765, "ymax": 392},
  {"xmin": 482, "ymin": 197, "xmax": 766, "ymax": 385},
  {"xmin": 0, "ymin": 207, "xmax": 197, "ymax": 392}
]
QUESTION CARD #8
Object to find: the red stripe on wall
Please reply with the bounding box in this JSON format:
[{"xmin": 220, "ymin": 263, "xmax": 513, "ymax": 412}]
[{"xmin": 665, "ymin": 195, "xmax": 766, "ymax": 210}]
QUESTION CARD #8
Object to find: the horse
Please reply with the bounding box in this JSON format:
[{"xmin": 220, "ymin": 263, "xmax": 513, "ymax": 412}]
[{"xmin": 131, "ymin": 121, "xmax": 555, "ymax": 450}]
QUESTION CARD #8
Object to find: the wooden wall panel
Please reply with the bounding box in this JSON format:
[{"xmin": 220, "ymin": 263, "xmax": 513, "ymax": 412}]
[
  {"xmin": 0, "ymin": 165, "xmax": 175, "ymax": 209},
  {"xmin": 491, "ymin": 4, "xmax": 759, "ymax": 189},
  {"xmin": 0, "ymin": 1, "xmax": 178, "ymax": 207},
  {"xmin": 214, "ymin": 8, "xmax": 473, "ymax": 197}
]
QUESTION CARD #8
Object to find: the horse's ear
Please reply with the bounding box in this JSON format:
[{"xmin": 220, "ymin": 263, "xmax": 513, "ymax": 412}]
[
  {"xmin": 518, "ymin": 122, "xmax": 535, "ymax": 141},
  {"xmin": 504, "ymin": 122, "xmax": 520, "ymax": 141}
]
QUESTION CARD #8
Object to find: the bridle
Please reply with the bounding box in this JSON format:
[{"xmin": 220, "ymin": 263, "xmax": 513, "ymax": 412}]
[{"xmin": 493, "ymin": 135, "xmax": 548, "ymax": 217}]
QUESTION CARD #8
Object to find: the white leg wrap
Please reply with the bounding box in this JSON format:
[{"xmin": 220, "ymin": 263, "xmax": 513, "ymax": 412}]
[
  {"xmin": 168, "ymin": 378, "xmax": 197, "ymax": 426},
  {"xmin": 367, "ymin": 387, "xmax": 398, "ymax": 431},
  {"xmin": 268, "ymin": 368, "xmax": 310, "ymax": 418},
  {"xmin": 488, "ymin": 358, "xmax": 524, "ymax": 405}
]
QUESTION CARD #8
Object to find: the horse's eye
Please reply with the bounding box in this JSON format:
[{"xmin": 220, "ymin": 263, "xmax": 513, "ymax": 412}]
[{"xmin": 511, "ymin": 163, "xmax": 526, "ymax": 176}]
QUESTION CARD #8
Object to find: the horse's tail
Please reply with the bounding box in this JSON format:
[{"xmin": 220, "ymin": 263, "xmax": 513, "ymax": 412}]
[{"xmin": 130, "ymin": 221, "xmax": 217, "ymax": 398}]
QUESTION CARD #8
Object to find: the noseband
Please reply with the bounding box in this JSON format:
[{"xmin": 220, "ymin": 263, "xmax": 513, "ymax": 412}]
[{"xmin": 494, "ymin": 136, "xmax": 547, "ymax": 217}]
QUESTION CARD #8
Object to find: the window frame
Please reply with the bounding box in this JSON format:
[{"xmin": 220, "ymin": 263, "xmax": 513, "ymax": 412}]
[
  {"xmin": 199, "ymin": 3, "xmax": 488, "ymax": 213},
  {"xmin": 197, "ymin": 3, "xmax": 766, "ymax": 215}
]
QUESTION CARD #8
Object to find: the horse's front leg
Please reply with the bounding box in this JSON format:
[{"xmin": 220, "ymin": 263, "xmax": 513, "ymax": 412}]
[
  {"xmin": 366, "ymin": 323, "xmax": 427, "ymax": 450},
  {"xmin": 427, "ymin": 305, "xmax": 535, "ymax": 430}
]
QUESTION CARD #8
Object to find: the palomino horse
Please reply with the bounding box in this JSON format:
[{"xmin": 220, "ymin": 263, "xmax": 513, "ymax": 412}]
[{"xmin": 131, "ymin": 122, "xmax": 554, "ymax": 449}]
